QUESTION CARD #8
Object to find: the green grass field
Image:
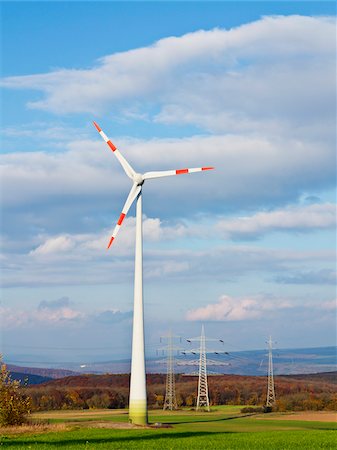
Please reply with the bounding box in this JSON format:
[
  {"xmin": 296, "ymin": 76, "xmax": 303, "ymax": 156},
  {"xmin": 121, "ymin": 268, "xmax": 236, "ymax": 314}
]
[{"xmin": 1, "ymin": 407, "xmax": 336, "ymax": 449}]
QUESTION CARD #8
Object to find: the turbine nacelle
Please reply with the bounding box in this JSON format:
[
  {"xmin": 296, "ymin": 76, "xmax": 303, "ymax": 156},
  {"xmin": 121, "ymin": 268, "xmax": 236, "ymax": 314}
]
[{"xmin": 133, "ymin": 173, "xmax": 144, "ymax": 186}]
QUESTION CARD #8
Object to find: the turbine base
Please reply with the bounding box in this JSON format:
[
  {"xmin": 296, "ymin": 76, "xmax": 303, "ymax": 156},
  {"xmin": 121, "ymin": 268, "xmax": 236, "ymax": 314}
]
[{"xmin": 129, "ymin": 399, "xmax": 148, "ymax": 425}]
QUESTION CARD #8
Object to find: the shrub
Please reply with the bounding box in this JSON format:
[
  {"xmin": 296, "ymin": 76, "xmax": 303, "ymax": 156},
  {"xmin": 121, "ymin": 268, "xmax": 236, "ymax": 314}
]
[
  {"xmin": 240, "ymin": 406, "xmax": 264, "ymax": 413},
  {"xmin": 0, "ymin": 356, "xmax": 32, "ymax": 426}
]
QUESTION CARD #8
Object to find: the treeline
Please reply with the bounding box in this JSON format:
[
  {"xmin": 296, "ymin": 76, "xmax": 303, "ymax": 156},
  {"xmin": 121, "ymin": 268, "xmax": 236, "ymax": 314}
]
[{"xmin": 24, "ymin": 373, "xmax": 337, "ymax": 412}]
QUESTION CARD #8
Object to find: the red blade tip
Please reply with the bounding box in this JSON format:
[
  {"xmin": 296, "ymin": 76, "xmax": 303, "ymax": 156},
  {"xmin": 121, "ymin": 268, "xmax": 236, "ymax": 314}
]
[
  {"xmin": 93, "ymin": 121, "xmax": 101, "ymax": 132},
  {"xmin": 107, "ymin": 236, "xmax": 114, "ymax": 249},
  {"xmin": 107, "ymin": 140, "xmax": 117, "ymax": 152},
  {"xmin": 202, "ymin": 166, "xmax": 214, "ymax": 171}
]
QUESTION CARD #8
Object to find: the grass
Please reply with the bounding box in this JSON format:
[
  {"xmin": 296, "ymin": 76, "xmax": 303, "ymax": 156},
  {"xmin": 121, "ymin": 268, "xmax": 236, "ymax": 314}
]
[
  {"xmin": 2, "ymin": 429, "xmax": 337, "ymax": 449},
  {"xmin": 1, "ymin": 407, "xmax": 336, "ymax": 449}
]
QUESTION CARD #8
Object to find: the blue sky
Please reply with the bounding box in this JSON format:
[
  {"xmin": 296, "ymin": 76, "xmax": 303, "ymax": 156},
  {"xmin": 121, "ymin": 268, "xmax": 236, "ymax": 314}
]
[{"xmin": 1, "ymin": 1, "xmax": 336, "ymax": 367}]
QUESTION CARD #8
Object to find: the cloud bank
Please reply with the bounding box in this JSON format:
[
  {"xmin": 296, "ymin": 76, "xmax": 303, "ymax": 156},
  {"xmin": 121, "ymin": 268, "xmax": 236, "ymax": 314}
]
[
  {"xmin": 2, "ymin": 15, "xmax": 335, "ymax": 137},
  {"xmin": 1, "ymin": 297, "xmax": 132, "ymax": 328},
  {"xmin": 186, "ymin": 294, "xmax": 292, "ymax": 321},
  {"xmin": 186, "ymin": 294, "xmax": 336, "ymax": 322},
  {"xmin": 217, "ymin": 203, "xmax": 336, "ymax": 239},
  {"xmin": 1, "ymin": 15, "xmax": 335, "ymax": 246}
]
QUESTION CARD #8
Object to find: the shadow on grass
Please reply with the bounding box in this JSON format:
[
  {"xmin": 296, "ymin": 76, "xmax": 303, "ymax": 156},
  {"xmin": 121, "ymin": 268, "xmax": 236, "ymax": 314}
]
[
  {"xmin": 1, "ymin": 431, "xmax": 235, "ymax": 447},
  {"xmin": 166, "ymin": 413, "xmax": 253, "ymax": 425}
]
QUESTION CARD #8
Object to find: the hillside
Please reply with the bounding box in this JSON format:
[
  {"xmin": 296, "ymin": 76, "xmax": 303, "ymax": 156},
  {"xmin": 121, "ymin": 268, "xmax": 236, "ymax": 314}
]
[
  {"xmin": 35, "ymin": 371, "xmax": 337, "ymax": 388},
  {"xmin": 7, "ymin": 364, "xmax": 79, "ymax": 379},
  {"xmin": 10, "ymin": 371, "xmax": 52, "ymax": 385},
  {"xmin": 26, "ymin": 371, "xmax": 337, "ymax": 412},
  {"xmin": 281, "ymin": 371, "xmax": 337, "ymax": 384}
]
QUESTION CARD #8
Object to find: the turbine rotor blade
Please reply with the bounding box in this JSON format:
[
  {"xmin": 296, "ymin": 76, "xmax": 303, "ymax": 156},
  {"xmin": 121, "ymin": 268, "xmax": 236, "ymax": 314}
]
[
  {"xmin": 93, "ymin": 122, "xmax": 136, "ymax": 179},
  {"xmin": 107, "ymin": 183, "xmax": 141, "ymax": 249},
  {"xmin": 143, "ymin": 166, "xmax": 214, "ymax": 180}
]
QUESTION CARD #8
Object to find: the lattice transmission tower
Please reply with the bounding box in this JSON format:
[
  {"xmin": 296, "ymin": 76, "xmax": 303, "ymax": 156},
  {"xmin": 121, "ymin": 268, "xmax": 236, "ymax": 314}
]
[
  {"xmin": 196, "ymin": 325, "xmax": 209, "ymax": 411},
  {"xmin": 266, "ymin": 335, "xmax": 276, "ymax": 407},
  {"xmin": 183, "ymin": 325, "xmax": 228, "ymax": 411},
  {"xmin": 159, "ymin": 332, "xmax": 182, "ymax": 411}
]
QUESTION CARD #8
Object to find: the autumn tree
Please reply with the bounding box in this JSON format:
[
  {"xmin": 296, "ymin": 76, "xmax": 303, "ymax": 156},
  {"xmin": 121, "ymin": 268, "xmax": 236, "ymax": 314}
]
[{"xmin": 0, "ymin": 356, "xmax": 32, "ymax": 426}]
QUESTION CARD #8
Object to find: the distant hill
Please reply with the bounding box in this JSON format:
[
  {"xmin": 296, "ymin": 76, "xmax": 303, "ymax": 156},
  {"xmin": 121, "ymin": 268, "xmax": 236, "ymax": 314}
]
[
  {"xmin": 10, "ymin": 371, "xmax": 52, "ymax": 385},
  {"xmin": 7, "ymin": 364, "xmax": 79, "ymax": 380},
  {"xmin": 36, "ymin": 371, "xmax": 337, "ymax": 389},
  {"xmin": 39, "ymin": 372, "xmax": 130, "ymax": 388},
  {"xmin": 26, "ymin": 371, "xmax": 337, "ymax": 412},
  {"xmin": 60, "ymin": 346, "xmax": 336, "ymax": 376},
  {"xmin": 281, "ymin": 371, "xmax": 337, "ymax": 384},
  {"xmin": 6, "ymin": 346, "xmax": 336, "ymax": 377}
]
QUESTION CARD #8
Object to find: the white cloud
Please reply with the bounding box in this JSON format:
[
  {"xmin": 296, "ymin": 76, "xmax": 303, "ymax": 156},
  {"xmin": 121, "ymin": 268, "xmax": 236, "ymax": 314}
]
[
  {"xmin": 217, "ymin": 203, "xmax": 336, "ymax": 239},
  {"xmin": 1, "ymin": 15, "xmax": 334, "ymax": 130},
  {"xmin": 0, "ymin": 298, "xmax": 131, "ymax": 329},
  {"xmin": 37, "ymin": 306, "xmax": 82, "ymax": 322},
  {"xmin": 2, "ymin": 219, "xmax": 335, "ymax": 288},
  {"xmin": 31, "ymin": 235, "xmax": 75, "ymax": 255},
  {"xmin": 186, "ymin": 294, "xmax": 292, "ymax": 321},
  {"xmin": 1, "ymin": 16, "xmax": 335, "ymax": 238},
  {"xmin": 1, "ymin": 133, "xmax": 335, "ymax": 223},
  {"xmin": 0, "ymin": 304, "xmax": 83, "ymax": 328},
  {"xmin": 27, "ymin": 215, "xmax": 186, "ymax": 259}
]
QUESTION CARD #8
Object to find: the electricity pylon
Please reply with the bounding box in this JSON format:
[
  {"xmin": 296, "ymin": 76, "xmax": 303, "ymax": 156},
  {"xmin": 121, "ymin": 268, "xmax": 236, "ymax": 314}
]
[
  {"xmin": 196, "ymin": 325, "xmax": 209, "ymax": 411},
  {"xmin": 184, "ymin": 325, "xmax": 227, "ymax": 411},
  {"xmin": 266, "ymin": 335, "xmax": 276, "ymax": 407},
  {"xmin": 158, "ymin": 332, "xmax": 182, "ymax": 411},
  {"xmin": 163, "ymin": 332, "xmax": 178, "ymax": 410}
]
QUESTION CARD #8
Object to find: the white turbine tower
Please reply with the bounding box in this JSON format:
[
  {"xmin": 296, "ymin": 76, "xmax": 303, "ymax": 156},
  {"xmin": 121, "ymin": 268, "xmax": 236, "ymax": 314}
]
[{"xmin": 93, "ymin": 122, "xmax": 213, "ymax": 425}]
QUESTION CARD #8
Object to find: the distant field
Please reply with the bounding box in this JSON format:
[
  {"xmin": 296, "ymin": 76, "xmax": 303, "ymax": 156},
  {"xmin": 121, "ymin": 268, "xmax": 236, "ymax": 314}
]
[{"xmin": 1, "ymin": 407, "xmax": 336, "ymax": 449}]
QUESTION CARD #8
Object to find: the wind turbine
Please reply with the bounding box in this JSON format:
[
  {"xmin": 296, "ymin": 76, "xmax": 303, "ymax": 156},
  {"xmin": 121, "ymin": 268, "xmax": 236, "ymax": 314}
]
[{"xmin": 93, "ymin": 121, "xmax": 213, "ymax": 425}]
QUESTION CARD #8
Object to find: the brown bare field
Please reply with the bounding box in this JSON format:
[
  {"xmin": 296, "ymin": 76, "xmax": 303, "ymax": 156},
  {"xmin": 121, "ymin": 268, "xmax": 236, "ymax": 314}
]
[
  {"xmin": 263, "ymin": 411, "xmax": 336, "ymax": 422},
  {"xmin": 77, "ymin": 421, "xmax": 152, "ymax": 429},
  {"xmin": 31, "ymin": 408, "xmax": 127, "ymax": 420},
  {"xmin": 0, "ymin": 423, "xmax": 67, "ymax": 435}
]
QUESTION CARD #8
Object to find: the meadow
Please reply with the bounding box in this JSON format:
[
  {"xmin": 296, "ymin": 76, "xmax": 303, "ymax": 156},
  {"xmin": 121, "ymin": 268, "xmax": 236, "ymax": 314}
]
[{"xmin": 1, "ymin": 406, "xmax": 336, "ymax": 449}]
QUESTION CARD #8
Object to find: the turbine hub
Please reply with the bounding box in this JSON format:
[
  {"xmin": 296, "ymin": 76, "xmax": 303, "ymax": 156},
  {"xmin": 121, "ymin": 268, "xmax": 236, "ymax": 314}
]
[{"xmin": 133, "ymin": 173, "xmax": 144, "ymax": 186}]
